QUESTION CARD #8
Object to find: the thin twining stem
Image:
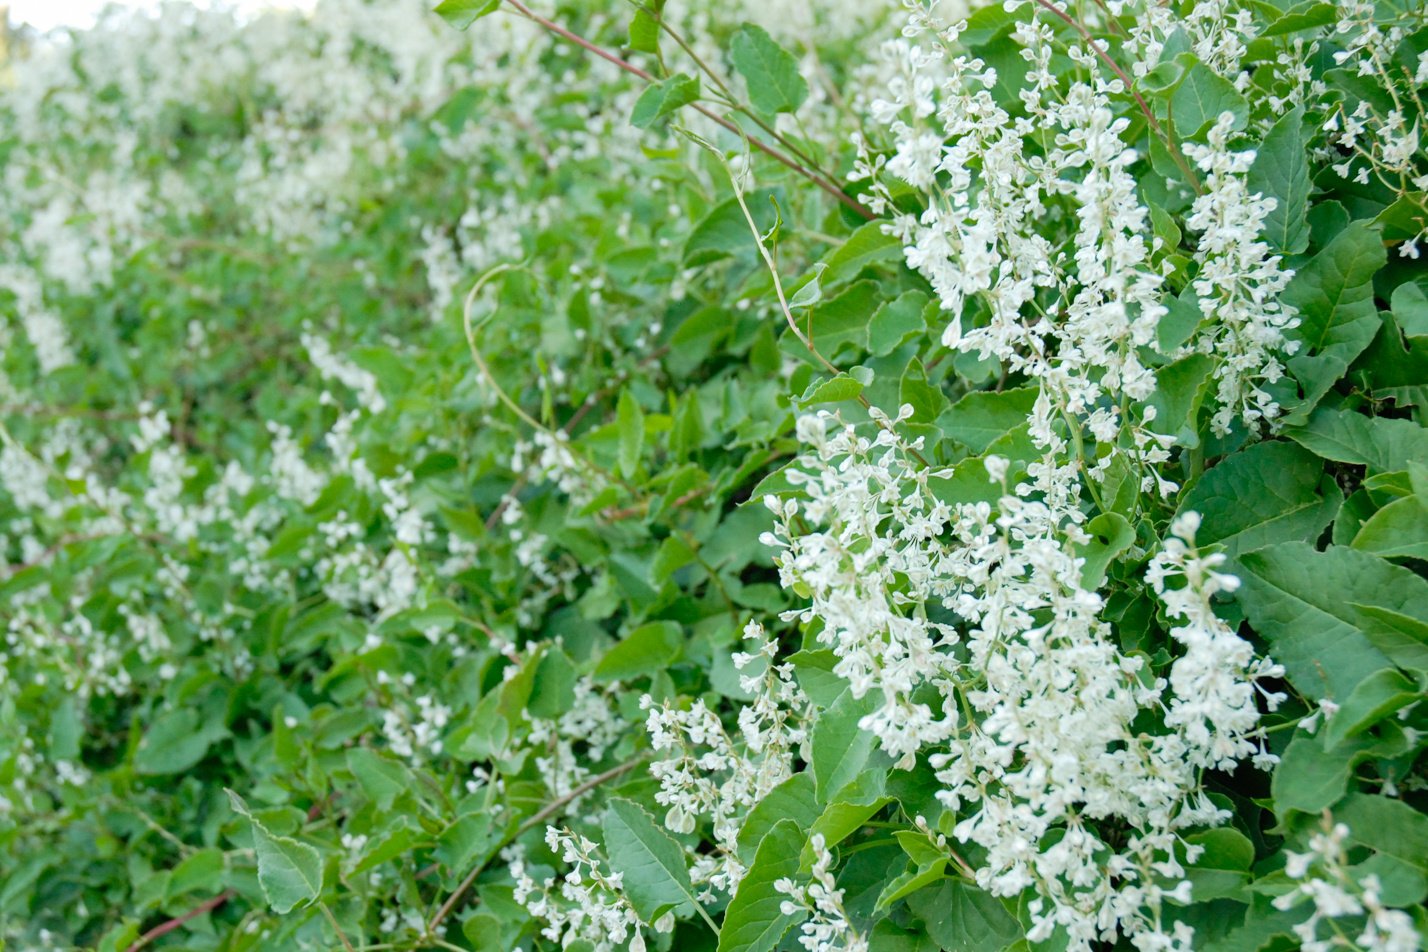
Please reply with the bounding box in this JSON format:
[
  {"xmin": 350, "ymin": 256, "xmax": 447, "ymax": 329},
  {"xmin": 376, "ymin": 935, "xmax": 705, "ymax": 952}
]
[
  {"xmin": 1029, "ymin": 0, "xmax": 1204, "ymax": 194},
  {"xmin": 628, "ymin": 1, "xmax": 834, "ymax": 182},
  {"xmin": 501, "ymin": 0, "xmax": 874, "ymax": 220},
  {"xmin": 679, "ymin": 127, "xmax": 933, "ymax": 469}
]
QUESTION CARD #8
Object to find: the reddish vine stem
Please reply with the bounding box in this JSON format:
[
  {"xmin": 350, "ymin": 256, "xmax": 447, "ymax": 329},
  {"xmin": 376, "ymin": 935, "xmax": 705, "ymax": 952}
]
[
  {"xmin": 502, "ymin": 0, "xmax": 875, "ymax": 220},
  {"xmin": 603, "ymin": 485, "xmax": 709, "ymax": 521},
  {"xmin": 125, "ymin": 890, "xmax": 236, "ymax": 952},
  {"xmin": 1029, "ymin": 0, "xmax": 1203, "ymax": 193}
]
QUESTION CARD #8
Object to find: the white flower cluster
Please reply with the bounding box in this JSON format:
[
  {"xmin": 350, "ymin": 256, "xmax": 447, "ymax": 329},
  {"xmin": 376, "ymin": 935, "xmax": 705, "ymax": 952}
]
[
  {"xmin": 641, "ymin": 622, "xmax": 809, "ymax": 894},
  {"xmin": 528, "ymin": 677, "xmax": 629, "ymax": 798},
  {"xmin": 303, "ymin": 332, "xmax": 387, "ymax": 415},
  {"xmin": 763, "ymin": 408, "xmax": 1282, "ymax": 949},
  {"xmin": 1148, "ymin": 512, "xmax": 1285, "ymax": 770},
  {"xmin": 775, "ymin": 833, "xmax": 869, "ymax": 952},
  {"xmin": 855, "ymin": 0, "xmax": 1304, "ymax": 448},
  {"xmin": 761, "ymin": 409, "xmax": 960, "ymax": 767},
  {"xmin": 1273, "ymin": 816, "xmax": 1423, "ymax": 952},
  {"xmin": 1181, "ymin": 115, "xmax": 1299, "ymax": 434},
  {"xmin": 513, "ymin": 829, "xmax": 669, "ymax": 952}
]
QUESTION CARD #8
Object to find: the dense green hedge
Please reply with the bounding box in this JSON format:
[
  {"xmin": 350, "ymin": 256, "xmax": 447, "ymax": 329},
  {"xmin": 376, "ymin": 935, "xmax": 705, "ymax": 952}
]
[{"xmin": 1, "ymin": 1, "xmax": 1425, "ymax": 950}]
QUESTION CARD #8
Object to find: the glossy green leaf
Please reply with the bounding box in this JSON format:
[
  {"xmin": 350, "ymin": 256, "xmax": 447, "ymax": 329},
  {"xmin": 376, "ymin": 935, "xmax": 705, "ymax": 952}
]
[
  {"xmin": 1175, "ymin": 440, "xmax": 1340, "ymax": 568},
  {"xmin": 1321, "ymin": 668, "xmax": 1422, "ymax": 750},
  {"xmin": 594, "ymin": 621, "xmax": 683, "ymax": 681},
  {"xmin": 906, "ymin": 879, "xmax": 1022, "ymax": 951},
  {"xmin": 631, "ymin": 73, "xmax": 700, "ymax": 129},
  {"xmin": 617, "ymin": 388, "xmax": 645, "ymax": 479},
  {"xmin": 737, "ymin": 772, "xmax": 820, "ymax": 864},
  {"xmin": 1280, "ymin": 222, "xmax": 1387, "ymax": 422},
  {"xmin": 1236, "ymin": 543, "xmax": 1400, "ymax": 699},
  {"xmin": 602, "ymin": 798, "xmax": 700, "ymax": 921},
  {"xmin": 433, "ymin": 0, "xmax": 500, "ymax": 30},
  {"xmin": 345, "ymin": 748, "xmax": 413, "ymax": 811},
  {"xmin": 810, "ymin": 689, "xmax": 879, "ymax": 801},
  {"xmin": 718, "ymin": 819, "xmax": 805, "ymax": 952},
  {"xmin": 729, "ymin": 24, "xmax": 808, "ymax": 115},
  {"xmin": 135, "ymin": 708, "xmax": 227, "ymax": 776},
  {"xmin": 226, "ymin": 791, "xmax": 322, "ymax": 914},
  {"xmin": 1285, "ymin": 407, "xmax": 1428, "ymax": 476},
  {"xmin": 1352, "ymin": 494, "xmax": 1428, "ymax": 559},
  {"xmin": 1247, "ymin": 107, "xmax": 1311, "ymax": 254}
]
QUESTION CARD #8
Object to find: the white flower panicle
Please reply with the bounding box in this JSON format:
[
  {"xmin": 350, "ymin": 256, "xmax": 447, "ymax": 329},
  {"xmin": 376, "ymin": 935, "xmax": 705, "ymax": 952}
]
[
  {"xmin": 1181, "ymin": 114, "xmax": 1299, "ymax": 435},
  {"xmin": 763, "ymin": 407, "xmax": 1284, "ymax": 950},
  {"xmin": 1148, "ymin": 512, "xmax": 1285, "ymax": 770},
  {"xmin": 761, "ymin": 408, "xmax": 960, "ymax": 768},
  {"xmin": 641, "ymin": 621, "xmax": 808, "ymax": 894},
  {"xmin": 775, "ymin": 834, "xmax": 870, "ymax": 952},
  {"xmin": 513, "ymin": 830, "xmax": 665, "ymax": 952},
  {"xmin": 856, "ymin": 0, "xmax": 1309, "ymax": 458},
  {"xmin": 1273, "ymin": 815, "xmax": 1422, "ymax": 952}
]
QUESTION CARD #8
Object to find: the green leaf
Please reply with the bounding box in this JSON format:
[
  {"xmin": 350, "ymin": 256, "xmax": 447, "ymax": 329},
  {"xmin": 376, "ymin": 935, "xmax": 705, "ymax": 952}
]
[
  {"xmin": 433, "ymin": 0, "xmax": 500, "ymax": 30},
  {"xmin": 353, "ymin": 818, "xmax": 422, "ymax": 875},
  {"xmin": 1260, "ymin": 0, "xmax": 1337, "ymax": 35},
  {"xmin": 729, "ymin": 24, "xmax": 808, "ymax": 115},
  {"xmin": 876, "ymin": 832, "xmax": 952, "ymax": 911},
  {"xmin": 1350, "ymin": 603, "xmax": 1428, "ymax": 672},
  {"xmin": 1184, "ymin": 828, "xmax": 1254, "ymax": 902},
  {"xmin": 1352, "ymin": 494, "xmax": 1428, "ymax": 559},
  {"xmin": 900, "ymin": 358, "xmax": 949, "ymax": 424},
  {"xmin": 1354, "ymin": 309, "xmax": 1428, "ymax": 409},
  {"xmin": 788, "ymin": 648, "xmax": 847, "ymax": 708},
  {"xmin": 867, "ymin": 290, "xmax": 930, "ymax": 357},
  {"xmin": 345, "ymin": 748, "xmax": 413, "ymax": 811},
  {"xmin": 822, "ymin": 221, "xmax": 901, "ymax": 286},
  {"xmin": 1351, "ymin": 853, "xmax": 1428, "ymax": 906},
  {"xmin": 942, "ymin": 387, "xmax": 1038, "ymax": 453},
  {"xmin": 628, "ymin": 8, "xmax": 661, "ymax": 53},
  {"xmin": 631, "ymin": 73, "xmax": 700, "ymax": 129},
  {"xmin": 906, "ymin": 879, "xmax": 1022, "ymax": 951},
  {"xmin": 737, "ymin": 772, "xmax": 820, "ymax": 864},
  {"xmin": 1279, "ymin": 221, "xmax": 1387, "ymax": 422},
  {"xmin": 1285, "ymin": 407, "xmax": 1428, "ymax": 475},
  {"xmin": 436, "ymin": 812, "xmax": 494, "ymax": 873},
  {"xmin": 1236, "ymin": 543, "xmax": 1402, "ymax": 699},
  {"xmin": 1337, "ymin": 794, "xmax": 1428, "ymax": 871},
  {"xmin": 798, "ymin": 373, "xmax": 864, "ymax": 407},
  {"xmin": 1076, "ymin": 512, "xmax": 1134, "ymax": 589},
  {"xmin": 528, "ymin": 647, "xmax": 577, "ymax": 718},
  {"xmin": 167, "ymin": 848, "xmax": 227, "ymax": 900},
  {"xmin": 1175, "ymin": 440, "xmax": 1341, "ymax": 569},
  {"xmin": 617, "ymin": 389, "xmax": 645, "ymax": 479},
  {"xmin": 789, "ymin": 262, "xmax": 829, "ymax": 309},
  {"xmin": 718, "ymin": 820, "xmax": 805, "ymax": 952},
  {"xmin": 1392, "ymin": 281, "xmax": 1428, "ymax": 339},
  {"xmin": 876, "ymin": 863, "xmax": 949, "ymax": 913},
  {"xmin": 226, "ymin": 791, "xmax": 322, "ymax": 914},
  {"xmin": 602, "ymin": 798, "xmax": 701, "ymax": 921},
  {"xmin": 1169, "ymin": 63, "xmax": 1248, "ymax": 138},
  {"xmin": 799, "ymin": 280, "xmax": 881, "ymax": 360},
  {"xmin": 684, "ymin": 188, "xmax": 782, "ymax": 264},
  {"xmin": 1321, "ymin": 668, "xmax": 1422, "ymax": 750},
  {"xmin": 1199, "ymin": 904, "xmax": 1301, "ymax": 952},
  {"xmin": 594, "ymin": 621, "xmax": 683, "ymax": 682},
  {"xmin": 1247, "ymin": 107, "xmax": 1311, "ymax": 255},
  {"xmin": 805, "ymin": 774, "xmax": 893, "ymax": 864},
  {"xmin": 1270, "ymin": 731, "xmax": 1386, "ymax": 816},
  {"xmin": 135, "ymin": 708, "xmax": 227, "ymax": 776},
  {"xmin": 1146, "ymin": 354, "xmax": 1213, "ymax": 447},
  {"xmin": 810, "ymin": 689, "xmax": 879, "ymax": 801}
]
